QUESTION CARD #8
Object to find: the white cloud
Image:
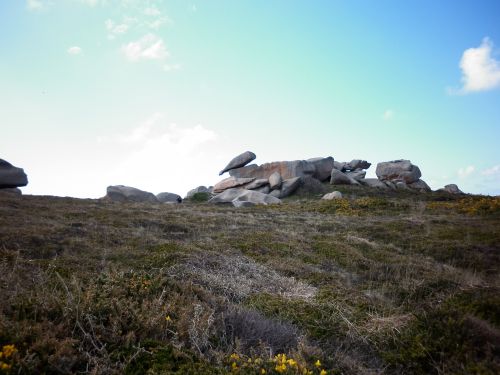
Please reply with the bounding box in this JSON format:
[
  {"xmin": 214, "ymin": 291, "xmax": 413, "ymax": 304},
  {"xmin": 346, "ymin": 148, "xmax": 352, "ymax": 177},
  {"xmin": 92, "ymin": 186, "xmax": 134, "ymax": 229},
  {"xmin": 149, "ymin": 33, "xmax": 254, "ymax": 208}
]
[
  {"xmin": 383, "ymin": 109, "xmax": 394, "ymax": 121},
  {"xmin": 27, "ymin": 0, "xmax": 43, "ymax": 10},
  {"xmin": 458, "ymin": 165, "xmax": 475, "ymax": 179},
  {"xmin": 100, "ymin": 113, "xmax": 220, "ymax": 196},
  {"xmin": 481, "ymin": 165, "xmax": 500, "ymax": 176},
  {"xmin": 122, "ymin": 34, "xmax": 168, "ymax": 61},
  {"xmin": 105, "ymin": 19, "xmax": 131, "ymax": 39},
  {"xmin": 163, "ymin": 63, "xmax": 181, "ymax": 72},
  {"xmin": 456, "ymin": 38, "xmax": 500, "ymax": 93},
  {"xmin": 67, "ymin": 46, "xmax": 82, "ymax": 55},
  {"xmin": 144, "ymin": 7, "xmax": 161, "ymax": 16}
]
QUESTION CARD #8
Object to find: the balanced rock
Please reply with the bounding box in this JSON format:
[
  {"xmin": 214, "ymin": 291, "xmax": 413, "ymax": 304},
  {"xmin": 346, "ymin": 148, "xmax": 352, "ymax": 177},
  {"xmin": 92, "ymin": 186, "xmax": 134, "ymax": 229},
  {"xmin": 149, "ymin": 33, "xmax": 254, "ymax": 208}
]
[
  {"xmin": 330, "ymin": 169, "xmax": 359, "ymax": 185},
  {"xmin": 185, "ymin": 186, "xmax": 211, "ymax": 199},
  {"xmin": 229, "ymin": 160, "xmax": 315, "ymax": 180},
  {"xmin": 440, "ymin": 184, "xmax": 463, "ymax": 194},
  {"xmin": 308, "ymin": 157, "xmax": 335, "ymax": 181},
  {"xmin": 219, "ymin": 151, "xmax": 256, "ymax": 175},
  {"xmin": 106, "ymin": 185, "xmax": 158, "ymax": 203},
  {"xmin": 156, "ymin": 192, "xmax": 182, "ymax": 203},
  {"xmin": 376, "ymin": 160, "xmax": 421, "ymax": 184},
  {"xmin": 322, "ymin": 191, "xmax": 342, "ymax": 200},
  {"xmin": 213, "ymin": 177, "xmax": 255, "ymax": 193},
  {"xmin": 346, "ymin": 159, "xmax": 371, "ymax": 171},
  {"xmin": 269, "ymin": 172, "xmax": 282, "ymax": 190},
  {"xmin": 0, "ymin": 159, "xmax": 28, "ymax": 189}
]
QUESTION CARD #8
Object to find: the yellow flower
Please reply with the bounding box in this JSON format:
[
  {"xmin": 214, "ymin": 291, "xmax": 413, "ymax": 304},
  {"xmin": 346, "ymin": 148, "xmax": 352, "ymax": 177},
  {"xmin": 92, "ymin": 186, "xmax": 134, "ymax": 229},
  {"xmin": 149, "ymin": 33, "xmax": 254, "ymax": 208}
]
[
  {"xmin": 165, "ymin": 315, "xmax": 172, "ymax": 322},
  {"xmin": 260, "ymin": 369, "xmax": 266, "ymax": 374},
  {"xmin": 2, "ymin": 345, "xmax": 17, "ymax": 358},
  {"xmin": 1, "ymin": 362, "xmax": 12, "ymax": 370},
  {"xmin": 275, "ymin": 363, "xmax": 287, "ymax": 373},
  {"xmin": 231, "ymin": 362, "xmax": 238, "ymax": 371},
  {"xmin": 320, "ymin": 370, "xmax": 327, "ymax": 375},
  {"xmin": 287, "ymin": 358, "xmax": 297, "ymax": 367},
  {"xmin": 229, "ymin": 353, "xmax": 240, "ymax": 361},
  {"xmin": 315, "ymin": 360, "xmax": 322, "ymax": 367}
]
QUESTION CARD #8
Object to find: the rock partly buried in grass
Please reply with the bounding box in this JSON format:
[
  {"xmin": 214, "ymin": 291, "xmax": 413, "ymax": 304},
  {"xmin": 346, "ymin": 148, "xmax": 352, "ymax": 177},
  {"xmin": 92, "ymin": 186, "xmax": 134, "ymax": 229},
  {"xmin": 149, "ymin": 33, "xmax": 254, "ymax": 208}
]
[
  {"xmin": 219, "ymin": 151, "xmax": 256, "ymax": 175},
  {"xmin": 0, "ymin": 159, "xmax": 28, "ymax": 188},
  {"xmin": 185, "ymin": 185, "xmax": 211, "ymax": 199},
  {"xmin": 307, "ymin": 157, "xmax": 335, "ymax": 181},
  {"xmin": 156, "ymin": 192, "xmax": 182, "ymax": 203},
  {"xmin": 213, "ymin": 177, "xmax": 255, "ymax": 193},
  {"xmin": 330, "ymin": 168, "xmax": 360, "ymax": 185},
  {"xmin": 209, "ymin": 188, "xmax": 281, "ymax": 206},
  {"xmin": 376, "ymin": 159, "xmax": 422, "ymax": 184},
  {"xmin": 360, "ymin": 178, "xmax": 389, "ymax": 189},
  {"xmin": 408, "ymin": 179, "xmax": 431, "ymax": 192},
  {"xmin": 0, "ymin": 188, "xmax": 22, "ymax": 195},
  {"xmin": 105, "ymin": 185, "xmax": 158, "ymax": 203},
  {"xmin": 439, "ymin": 184, "xmax": 464, "ymax": 194},
  {"xmin": 322, "ymin": 191, "xmax": 342, "ymax": 200}
]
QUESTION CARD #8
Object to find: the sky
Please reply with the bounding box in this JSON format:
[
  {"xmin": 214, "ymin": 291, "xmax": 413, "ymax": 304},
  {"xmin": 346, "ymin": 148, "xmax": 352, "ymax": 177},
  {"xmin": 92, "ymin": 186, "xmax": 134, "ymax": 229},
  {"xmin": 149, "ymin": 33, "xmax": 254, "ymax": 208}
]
[{"xmin": 1, "ymin": 0, "xmax": 500, "ymax": 198}]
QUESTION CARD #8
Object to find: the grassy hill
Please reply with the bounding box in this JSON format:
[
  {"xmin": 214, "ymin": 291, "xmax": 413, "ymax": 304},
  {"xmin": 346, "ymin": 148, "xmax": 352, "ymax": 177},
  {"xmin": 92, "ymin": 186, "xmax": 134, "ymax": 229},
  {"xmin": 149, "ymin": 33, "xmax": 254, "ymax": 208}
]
[{"xmin": 0, "ymin": 187, "xmax": 499, "ymax": 374}]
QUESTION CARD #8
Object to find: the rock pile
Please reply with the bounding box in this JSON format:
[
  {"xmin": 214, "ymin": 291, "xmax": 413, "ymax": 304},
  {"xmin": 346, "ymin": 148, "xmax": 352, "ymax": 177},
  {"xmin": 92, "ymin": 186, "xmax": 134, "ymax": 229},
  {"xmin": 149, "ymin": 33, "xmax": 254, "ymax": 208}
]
[
  {"xmin": 105, "ymin": 185, "xmax": 182, "ymax": 203},
  {"xmin": 0, "ymin": 159, "xmax": 28, "ymax": 190}
]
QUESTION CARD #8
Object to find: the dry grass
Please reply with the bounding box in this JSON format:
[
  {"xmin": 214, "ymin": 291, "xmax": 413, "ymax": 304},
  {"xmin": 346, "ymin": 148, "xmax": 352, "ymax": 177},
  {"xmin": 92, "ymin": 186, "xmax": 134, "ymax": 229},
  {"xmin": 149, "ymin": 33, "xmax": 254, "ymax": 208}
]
[{"xmin": 0, "ymin": 188, "xmax": 499, "ymax": 374}]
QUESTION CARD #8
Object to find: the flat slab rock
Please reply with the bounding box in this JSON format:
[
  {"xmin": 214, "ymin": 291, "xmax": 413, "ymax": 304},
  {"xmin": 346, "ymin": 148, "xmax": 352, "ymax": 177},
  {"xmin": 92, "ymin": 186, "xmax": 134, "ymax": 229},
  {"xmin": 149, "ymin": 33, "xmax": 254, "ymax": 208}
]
[
  {"xmin": 212, "ymin": 177, "xmax": 255, "ymax": 193},
  {"xmin": 229, "ymin": 160, "xmax": 316, "ymax": 180}
]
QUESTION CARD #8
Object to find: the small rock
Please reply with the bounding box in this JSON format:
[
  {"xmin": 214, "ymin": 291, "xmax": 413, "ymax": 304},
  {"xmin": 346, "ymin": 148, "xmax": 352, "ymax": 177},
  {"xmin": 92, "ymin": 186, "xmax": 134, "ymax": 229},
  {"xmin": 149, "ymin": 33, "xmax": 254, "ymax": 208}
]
[
  {"xmin": 440, "ymin": 184, "xmax": 464, "ymax": 194},
  {"xmin": 346, "ymin": 159, "xmax": 371, "ymax": 171},
  {"xmin": 185, "ymin": 186, "xmax": 210, "ymax": 199},
  {"xmin": 360, "ymin": 178, "xmax": 389, "ymax": 189},
  {"xmin": 408, "ymin": 179, "xmax": 431, "ymax": 192},
  {"xmin": 322, "ymin": 191, "xmax": 343, "ymax": 200}
]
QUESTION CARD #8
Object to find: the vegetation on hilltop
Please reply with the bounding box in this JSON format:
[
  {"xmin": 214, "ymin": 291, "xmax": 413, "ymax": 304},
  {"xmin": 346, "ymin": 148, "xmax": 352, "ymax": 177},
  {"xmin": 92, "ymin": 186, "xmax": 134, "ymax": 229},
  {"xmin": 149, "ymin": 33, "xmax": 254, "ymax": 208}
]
[{"xmin": 0, "ymin": 187, "xmax": 499, "ymax": 374}]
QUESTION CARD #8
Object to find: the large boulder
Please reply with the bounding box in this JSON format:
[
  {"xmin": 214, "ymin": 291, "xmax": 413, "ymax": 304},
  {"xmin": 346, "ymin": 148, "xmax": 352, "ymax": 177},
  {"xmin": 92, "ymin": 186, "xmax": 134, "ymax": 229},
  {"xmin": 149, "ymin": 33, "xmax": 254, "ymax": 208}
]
[
  {"xmin": 439, "ymin": 184, "xmax": 464, "ymax": 194},
  {"xmin": 208, "ymin": 188, "xmax": 281, "ymax": 206},
  {"xmin": 269, "ymin": 172, "xmax": 282, "ymax": 190},
  {"xmin": 156, "ymin": 192, "xmax": 182, "ymax": 203},
  {"xmin": 333, "ymin": 161, "xmax": 347, "ymax": 171},
  {"xmin": 229, "ymin": 160, "xmax": 315, "ymax": 180},
  {"xmin": 219, "ymin": 151, "xmax": 256, "ymax": 175},
  {"xmin": 330, "ymin": 169, "xmax": 359, "ymax": 185},
  {"xmin": 307, "ymin": 157, "xmax": 335, "ymax": 181},
  {"xmin": 213, "ymin": 177, "xmax": 255, "ymax": 193},
  {"xmin": 185, "ymin": 186, "xmax": 211, "ymax": 199},
  {"xmin": 106, "ymin": 185, "xmax": 158, "ymax": 203},
  {"xmin": 0, "ymin": 159, "xmax": 28, "ymax": 189},
  {"xmin": 375, "ymin": 160, "xmax": 422, "ymax": 184}
]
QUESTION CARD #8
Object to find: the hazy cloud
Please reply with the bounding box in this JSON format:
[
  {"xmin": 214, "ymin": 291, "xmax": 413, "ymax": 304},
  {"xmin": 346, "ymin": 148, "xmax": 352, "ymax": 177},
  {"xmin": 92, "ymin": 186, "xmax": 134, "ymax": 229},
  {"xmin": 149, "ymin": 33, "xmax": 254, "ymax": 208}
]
[
  {"xmin": 481, "ymin": 165, "xmax": 500, "ymax": 176},
  {"xmin": 383, "ymin": 109, "xmax": 394, "ymax": 121},
  {"xmin": 455, "ymin": 38, "xmax": 500, "ymax": 93},
  {"xmin": 458, "ymin": 165, "xmax": 475, "ymax": 178},
  {"xmin": 27, "ymin": 0, "xmax": 43, "ymax": 10},
  {"xmin": 67, "ymin": 46, "xmax": 82, "ymax": 55},
  {"xmin": 122, "ymin": 34, "xmax": 168, "ymax": 61}
]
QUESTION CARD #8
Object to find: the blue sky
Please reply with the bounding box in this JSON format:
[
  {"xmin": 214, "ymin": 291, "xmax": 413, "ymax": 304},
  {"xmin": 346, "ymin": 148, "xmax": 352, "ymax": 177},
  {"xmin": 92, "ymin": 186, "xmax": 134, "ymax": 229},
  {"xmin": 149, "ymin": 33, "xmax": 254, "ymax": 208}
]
[{"xmin": 1, "ymin": 0, "xmax": 499, "ymax": 197}]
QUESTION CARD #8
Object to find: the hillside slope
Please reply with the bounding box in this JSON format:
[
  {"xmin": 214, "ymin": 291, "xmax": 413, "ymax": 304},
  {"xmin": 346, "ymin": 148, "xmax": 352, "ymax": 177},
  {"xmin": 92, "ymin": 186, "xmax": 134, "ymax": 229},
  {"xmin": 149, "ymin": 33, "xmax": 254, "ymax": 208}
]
[{"xmin": 0, "ymin": 189, "xmax": 499, "ymax": 374}]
